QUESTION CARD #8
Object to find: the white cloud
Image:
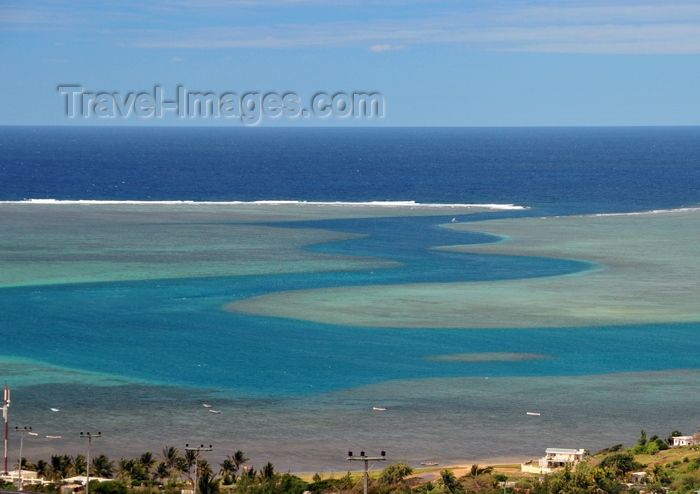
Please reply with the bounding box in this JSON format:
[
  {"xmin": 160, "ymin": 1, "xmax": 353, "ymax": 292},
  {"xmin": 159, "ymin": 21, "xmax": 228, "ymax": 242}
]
[
  {"xmin": 5, "ymin": 1, "xmax": 700, "ymax": 54},
  {"xmin": 370, "ymin": 44, "xmax": 405, "ymax": 52}
]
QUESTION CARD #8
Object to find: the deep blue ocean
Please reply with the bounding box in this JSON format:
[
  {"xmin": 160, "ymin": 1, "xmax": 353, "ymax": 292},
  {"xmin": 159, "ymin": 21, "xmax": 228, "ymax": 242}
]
[
  {"xmin": 2, "ymin": 126, "xmax": 700, "ymax": 214},
  {"xmin": 1, "ymin": 126, "xmax": 700, "ymax": 469}
]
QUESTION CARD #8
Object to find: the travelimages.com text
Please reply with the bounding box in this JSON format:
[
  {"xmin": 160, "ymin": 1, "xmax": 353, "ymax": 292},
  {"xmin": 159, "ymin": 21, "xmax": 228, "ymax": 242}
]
[{"xmin": 57, "ymin": 86, "xmax": 384, "ymax": 124}]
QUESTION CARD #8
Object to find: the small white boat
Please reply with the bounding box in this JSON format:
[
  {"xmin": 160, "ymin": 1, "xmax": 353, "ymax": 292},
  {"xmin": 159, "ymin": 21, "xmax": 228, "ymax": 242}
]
[
  {"xmin": 421, "ymin": 461, "xmax": 439, "ymax": 466},
  {"xmin": 526, "ymin": 412, "xmax": 541, "ymax": 416},
  {"xmin": 202, "ymin": 404, "xmax": 212, "ymax": 408},
  {"xmin": 209, "ymin": 409, "xmax": 221, "ymax": 414},
  {"xmin": 46, "ymin": 435, "xmax": 62, "ymax": 439},
  {"xmin": 50, "ymin": 408, "xmax": 61, "ymax": 412},
  {"xmin": 373, "ymin": 407, "xmax": 387, "ymax": 411}
]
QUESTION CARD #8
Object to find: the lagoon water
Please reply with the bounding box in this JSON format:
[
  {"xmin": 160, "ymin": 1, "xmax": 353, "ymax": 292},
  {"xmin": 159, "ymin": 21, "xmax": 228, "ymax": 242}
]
[{"xmin": 1, "ymin": 127, "xmax": 700, "ymax": 473}]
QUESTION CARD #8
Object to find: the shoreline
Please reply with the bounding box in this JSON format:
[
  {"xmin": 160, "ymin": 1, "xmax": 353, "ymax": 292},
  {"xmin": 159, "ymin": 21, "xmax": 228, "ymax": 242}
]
[{"xmin": 294, "ymin": 456, "xmax": 531, "ymax": 480}]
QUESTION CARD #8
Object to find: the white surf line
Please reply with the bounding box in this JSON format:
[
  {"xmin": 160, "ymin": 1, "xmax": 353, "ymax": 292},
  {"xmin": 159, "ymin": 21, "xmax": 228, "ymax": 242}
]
[
  {"xmin": 593, "ymin": 206, "xmax": 700, "ymax": 217},
  {"xmin": 1, "ymin": 199, "xmax": 528, "ymax": 210}
]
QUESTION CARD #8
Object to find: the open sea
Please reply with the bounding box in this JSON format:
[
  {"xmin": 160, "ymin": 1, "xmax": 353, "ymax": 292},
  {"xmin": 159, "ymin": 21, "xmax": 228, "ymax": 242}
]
[{"xmin": 1, "ymin": 126, "xmax": 700, "ymax": 473}]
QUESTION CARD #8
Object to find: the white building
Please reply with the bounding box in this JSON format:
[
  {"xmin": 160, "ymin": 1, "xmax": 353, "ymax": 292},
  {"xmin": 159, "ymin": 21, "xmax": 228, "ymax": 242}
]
[
  {"xmin": 671, "ymin": 436, "xmax": 697, "ymax": 447},
  {"xmin": 0, "ymin": 469, "xmax": 43, "ymax": 486},
  {"xmin": 521, "ymin": 448, "xmax": 588, "ymax": 474}
]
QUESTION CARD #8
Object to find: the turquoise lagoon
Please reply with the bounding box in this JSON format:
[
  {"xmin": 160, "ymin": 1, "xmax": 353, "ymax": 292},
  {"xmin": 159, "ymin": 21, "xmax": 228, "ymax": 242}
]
[{"xmin": 1, "ymin": 203, "xmax": 700, "ymax": 472}]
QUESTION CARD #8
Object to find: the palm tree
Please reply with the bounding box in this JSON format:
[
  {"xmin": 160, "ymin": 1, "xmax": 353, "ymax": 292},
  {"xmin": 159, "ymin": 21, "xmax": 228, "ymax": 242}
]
[
  {"xmin": 462, "ymin": 465, "xmax": 495, "ymax": 493},
  {"xmin": 73, "ymin": 454, "xmax": 87, "ymax": 476},
  {"xmin": 184, "ymin": 449, "xmax": 198, "ymax": 473},
  {"xmin": 50, "ymin": 455, "xmax": 74, "ymax": 482},
  {"xmin": 466, "ymin": 464, "xmax": 493, "ymax": 477},
  {"xmin": 197, "ymin": 471, "xmax": 220, "ymax": 494},
  {"xmin": 198, "ymin": 458, "xmax": 212, "ymax": 478},
  {"xmin": 231, "ymin": 450, "xmax": 248, "ymax": 474},
  {"xmin": 153, "ymin": 461, "xmax": 170, "ymax": 483},
  {"xmin": 438, "ymin": 470, "xmax": 463, "ymax": 494},
  {"xmin": 241, "ymin": 466, "xmax": 256, "ymax": 481},
  {"xmin": 174, "ymin": 456, "xmax": 189, "ymax": 482},
  {"xmin": 161, "ymin": 446, "xmax": 180, "ymax": 469},
  {"xmin": 35, "ymin": 459, "xmax": 50, "ymax": 479},
  {"xmin": 119, "ymin": 458, "xmax": 140, "ymax": 482},
  {"xmin": 258, "ymin": 462, "xmax": 277, "ymax": 483},
  {"xmin": 161, "ymin": 446, "xmax": 181, "ymax": 481},
  {"xmin": 139, "ymin": 452, "xmax": 156, "ymax": 476},
  {"xmin": 118, "ymin": 458, "xmax": 130, "ymax": 481},
  {"xmin": 92, "ymin": 454, "xmax": 115, "ymax": 479},
  {"xmin": 219, "ymin": 457, "xmax": 237, "ymax": 485},
  {"xmin": 19, "ymin": 457, "xmax": 35, "ymax": 471}
]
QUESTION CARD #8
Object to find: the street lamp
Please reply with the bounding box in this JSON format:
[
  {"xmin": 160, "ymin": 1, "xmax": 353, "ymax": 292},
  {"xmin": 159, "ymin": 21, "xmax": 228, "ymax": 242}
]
[
  {"xmin": 14, "ymin": 426, "xmax": 36, "ymax": 491},
  {"xmin": 80, "ymin": 432, "xmax": 101, "ymax": 494},
  {"xmin": 347, "ymin": 450, "xmax": 386, "ymax": 494},
  {"xmin": 185, "ymin": 444, "xmax": 212, "ymax": 494}
]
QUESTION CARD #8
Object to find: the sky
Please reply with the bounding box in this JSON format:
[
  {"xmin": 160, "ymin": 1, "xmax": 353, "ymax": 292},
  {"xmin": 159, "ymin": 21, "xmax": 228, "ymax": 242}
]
[{"xmin": 1, "ymin": 0, "xmax": 700, "ymax": 126}]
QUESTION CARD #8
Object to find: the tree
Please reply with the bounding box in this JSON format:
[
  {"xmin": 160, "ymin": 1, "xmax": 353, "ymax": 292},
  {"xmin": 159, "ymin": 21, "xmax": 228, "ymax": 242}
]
[
  {"xmin": 241, "ymin": 466, "xmax": 256, "ymax": 480},
  {"xmin": 637, "ymin": 429, "xmax": 647, "ymax": 447},
  {"xmin": 231, "ymin": 450, "xmax": 249, "ymax": 473},
  {"xmin": 465, "ymin": 464, "xmax": 493, "ymax": 477},
  {"xmin": 438, "ymin": 470, "xmax": 464, "ymax": 494},
  {"xmin": 185, "ymin": 449, "xmax": 198, "ymax": 468},
  {"xmin": 118, "ymin": 458, "xmax": 147, "ymax": 482},
  {"xmin": 139, "ymin": 452, "xmax": 156, "ymax": 476},
  {"xmin": 458, "ymin": 465, "xmax": 496, "ymax": 493},
  {"xmin": 648, "ymin": 464, "xmax": 671, "ymax": 486},
  {"xmin": 92, "ymin": 454, "xmax": 115, "ymax": 479},
  {"xmin": 153, "ymin": 461, "xmax": 170, "ymax": 482},
  {"xmin": 198, "ymin": 458, "xmax": 213, "ymax": 478},
  {"xmin": 173, "ymin": 456, "xmax": 189, "ymax": 481},
  {"xmin": 74, "ymin": 454, "xmax": 87, "ymax": 476},
  {"xmin": 599, "ymin": 452, "xmax": 642, "ymax": 475},
  {"xmin": 91, "ymin": 480, "xmax": 128, "ymax": 494},
  {"xmin": 197, "ymin": 471, "xmax": 219, "ymax": 494},
  {"xmin": 414, "ymin": 481, "xmax": 441, "ymax": 494},
  {"xmin": 589, "ymin": 466, "xmax": 623, "ymax": 494},
  {"xmin": 646, "ymin": 441, "xmax": 660, "ymax": 455},
  {"xmin": 379, "ymin": 462, "xmax": 414, "ymax": 485},
  {"xmin": 219, "ymin": 457, "xmax": 237, "ymax": 485},
  {"xmin": 51, "ymin": 455, "xmax": 75, "ymax": 481},
  {"xmin": 20, "ymin": 457, "xmax": 35, "ymax": 471},
  {"xmin": 161, "ymin": 446, "xmax": 180, "ymax": 480},
  {"xmin": 35, "ymin": 459, "xmax": 50, "ymax": 479},
  {"xmin": 278, "ymin": 473, "xmax": 309, "ymax": 494},
  {"xmin": 50, "ymin": 455, "xmax": 74, "ymax": 482},
  {"xmin": 258, "ymin": 462, "xmax": 277, "ymax": 483}
]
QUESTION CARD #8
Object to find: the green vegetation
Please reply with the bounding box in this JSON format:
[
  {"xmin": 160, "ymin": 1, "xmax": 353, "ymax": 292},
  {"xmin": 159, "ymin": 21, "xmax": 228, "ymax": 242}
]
[
  {"xmin": 379, "ymin": 462, "xmax": 414, "ymax": 485},
  {"xmin": 9, "ymin": 430, "xmax": 700, "ymax": 494},
  {"xmin": 14, "ymin": 447, "xmax": 305, "ymax": 494}
]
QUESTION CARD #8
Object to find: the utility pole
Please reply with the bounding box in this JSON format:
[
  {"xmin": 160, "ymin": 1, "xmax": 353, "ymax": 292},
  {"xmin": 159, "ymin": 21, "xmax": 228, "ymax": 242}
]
[
  {"xmin": 14, "ymin": 426, "xmax": 36, "ymax": 491},
  {"xmin": 347, "ymin": 450, "xmax": 386, "ymax": 494},
  {"xmin": 3, "ymin": 385, "xmax": 9, "ymax": 475},
  {"xmin": 80, "ymin": 431, "xmax": 101, "ymax": 494},
  {"xmin": 185, "ymin": 444, "xmax": 212, "ymax": 494}
]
